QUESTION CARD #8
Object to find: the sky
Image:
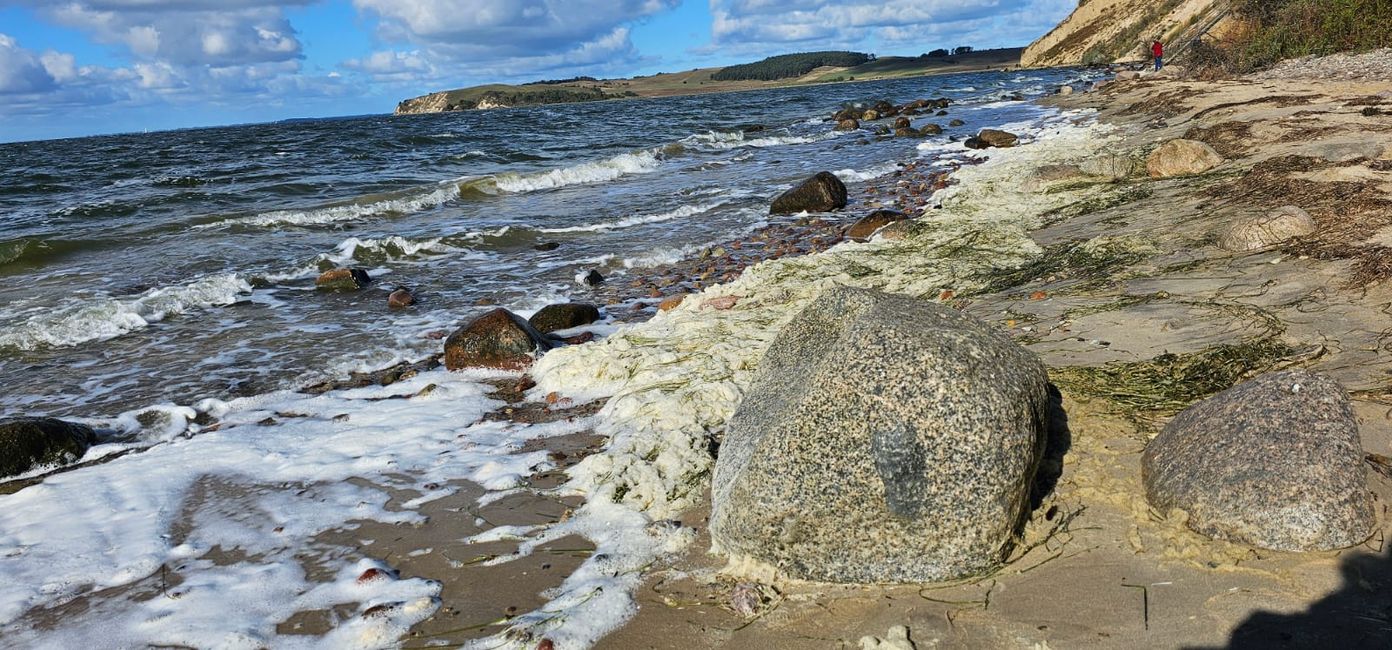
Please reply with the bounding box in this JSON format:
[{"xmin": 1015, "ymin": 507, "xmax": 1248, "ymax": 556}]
[{"xmin": 0, "ymin": 0, "xmax": 1077, "ymax": 143}]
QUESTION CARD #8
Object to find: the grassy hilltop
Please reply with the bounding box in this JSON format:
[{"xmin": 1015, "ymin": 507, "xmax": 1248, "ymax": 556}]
[{"xmin": 395, "ymin": 48, "xmax": 1023, "ymax": 114}]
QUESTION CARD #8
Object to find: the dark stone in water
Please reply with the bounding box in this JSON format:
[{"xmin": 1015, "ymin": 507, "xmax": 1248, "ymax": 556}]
[
  {"xmin": 769, "ymin": 172, "xmax": 848, "ymax": 215},
  {"xmin": 316, "ymin": 267, "xmax": 371, "ymax": 291},
  {"xmin": 919, "ymin": 123, "xmax": 943, "ymax": 136},
  {"xmin": 0, "ymin": 418, "xmax": 98, "ymax": 478},
  {"xmin": 582, "ymin": 269, "xmax": 605, "ymax": 287},
  {"xmin": 387, "ymin": 288, "xmax": 416, "ymax": 309},
  {"xmin": 949, "ymin": 119, "xmax": 965, "ymax": 127},
  {"xmin": 534, "ymin": 242, "xmax": 561, "ymax": 251},
  {"xmin": 443, "ymin": 308, "xmax": 554, "ymax": 371},
  {"xmin": 741, "ymin": 124, "xmax": 766, "ymax": 133},
  {"xmin": 529, "ymin": 302, "xmax": 601, "ymax": 334}
]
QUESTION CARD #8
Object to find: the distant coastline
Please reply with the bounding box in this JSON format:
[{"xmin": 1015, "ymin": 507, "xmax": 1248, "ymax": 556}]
[{"xmin": 394, "ymin": 47, "xmax": 1024, "ymax": 115}]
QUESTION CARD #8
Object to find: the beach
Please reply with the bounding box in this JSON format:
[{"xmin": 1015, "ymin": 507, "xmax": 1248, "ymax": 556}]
[{"xmin": 3, "ymin": 53, "xmax": 1392, "ymax": 649}]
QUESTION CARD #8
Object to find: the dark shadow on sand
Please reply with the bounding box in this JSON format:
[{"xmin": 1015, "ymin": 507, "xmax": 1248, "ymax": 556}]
[{"xmin": 1030, "ymin": 383, "xmax": 1073, "ymax": 511}]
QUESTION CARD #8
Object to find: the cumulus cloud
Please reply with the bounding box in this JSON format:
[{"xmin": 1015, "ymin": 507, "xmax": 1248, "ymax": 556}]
[
  {"xmin": 0, "ymin": 33, "xmax": 57, "ymax": 94},
  {"xmin": 709, "ymin": 0, "xmax": 1072, "ymax": 51},
  {"xmin": 343, "ymin": 50, "xmax": 435, "ymax": 80},
  {"xmin": 352, "ymin": 0, "xmax": 678, "ymax": 77},
  {"xmin": 42, "ymin": 2, "xmax": 306, "ymax": 67}
]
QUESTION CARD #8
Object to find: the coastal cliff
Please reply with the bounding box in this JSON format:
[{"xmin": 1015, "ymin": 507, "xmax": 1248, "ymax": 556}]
[{"xmin": 1022, "ymin": 0, "xmax": 1230, "ymax": 67}]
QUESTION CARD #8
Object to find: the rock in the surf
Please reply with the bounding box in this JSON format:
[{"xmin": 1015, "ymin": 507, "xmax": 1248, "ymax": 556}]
[
  {"xmin": 893, "ymin": 117, "xmax": 911, "ymax": 130},
  {"xmin": 919, "ymin": 123, "xmax": 943, "ymax": 136},
  {"xmin": 836, "ymin": 118, "xmax": 860, "ymax": 131},
  {"xmin": 528, "ymin": 302, "xmax": 601, "ymax": 334},
  {"xmin": 976, "ymin": 129, "xmax": 1020, "ymax": 148},
  {"xmin": 710, "ymin": 286, "xmax": 1051, "ymax": 583},
  {"xmin": 949, "ymin": 119, "xmax": 965, "ymax": 127},
  {"xmin": 1142, "ymin": 370, "xmax": 1375, "ymax": 551},
  {"xmin": 534, "ymin": 242, "xmax": 561, "ymax": 251},
  {"xmin": 316, "ymin": 267, "xmax": 372, "ymax": 291},
  {"xmin": 387, "ymin": 288, "xmax": 416, "ymax": 309},
  {"xmin": 1146, "ymin": 138, "xmax": 1223, "ymax": 178},
  {"xmin": 769, "ymin": 172, "xmax": 848, "ymax": 215},
  {"xmin": 580, "ymin": 269, "xmax": 605, "ymax": 287},
  {"xmin": 1217, "ymin": 206, "xmax": 1316, "ymax": 252},
  {"xmin": 0, "ymin": 418, "xmax": 98, "ymax": 478},
  {"xmin": 847, "ymin": 209, "xmax": 909, "ymax": 241},
  {"xmin": 443, "ymin": 308, "xmax": 555, "ymax": 371},
  {"xmin": 894, "ymin": 127, "xmax": 918, "ymax": 138},
  {"xmin": 861, "ymin": 109, "xmax": 880, "ymax": 121}
]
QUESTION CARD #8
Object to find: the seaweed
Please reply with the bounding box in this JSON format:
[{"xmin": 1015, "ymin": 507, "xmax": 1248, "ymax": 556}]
[
  {"xmin": 1050, "ymin": 337, "xmax": 1295, "ymax": 418},
  {"xmin": 979, "ymin": 235, "xmax": 1157, "ymax": 294}
]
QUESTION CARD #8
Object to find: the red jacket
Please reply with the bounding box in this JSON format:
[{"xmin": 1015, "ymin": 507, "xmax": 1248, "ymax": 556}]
[{"xmin": 1152, "ymin": 42, "xmax": 1164, "ymax": 57}]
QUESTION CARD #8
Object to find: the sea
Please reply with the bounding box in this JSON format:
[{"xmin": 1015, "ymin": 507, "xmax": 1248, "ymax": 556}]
[{"xmin": 0, "ymin": 67, "xmax": 1105, "ymax": 648}]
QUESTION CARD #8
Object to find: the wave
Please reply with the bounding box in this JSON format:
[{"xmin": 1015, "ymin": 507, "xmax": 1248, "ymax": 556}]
[
  {"xmin": 537, "ymin": 202, "xmax": 724, "ymax": 234},
  {"xmin": 832, "ymin": 162, "xmax": 902, "ymax": 183},
  {"xmin": 0, "ymin": 274, "xmax": 253, "ymax": 351},
  {"xmin": 682, "ymin": 130, "xmax": 840, "ymax": 151},
  {"xmin": 487, "ymin": 150, "xmax": 664, "ymax": 193},
  {"xmin": 0, "ymin": 237, "xmax": 111, "ymax": 269},
  {"xmin": 323, "ymin": 235, "xmax": 453, "ymax": 265},
  {"xmin": 197, "ymin": 183, "xmax": 462, "ymax": 230}
]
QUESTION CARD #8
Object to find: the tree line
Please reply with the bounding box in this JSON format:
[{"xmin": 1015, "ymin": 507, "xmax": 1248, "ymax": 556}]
[{"xmin": 711, "ymin": 51, "xmax": 874, "ymax": 81}]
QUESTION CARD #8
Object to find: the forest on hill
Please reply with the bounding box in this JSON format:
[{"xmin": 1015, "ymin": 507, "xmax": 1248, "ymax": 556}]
[{"xmin": 710, "ymin": 51, "xmax": 874, "ymax": 81}]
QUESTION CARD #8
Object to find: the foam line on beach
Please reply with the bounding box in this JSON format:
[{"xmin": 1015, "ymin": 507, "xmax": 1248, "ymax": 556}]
[
  {"xmin": 0, "ymin": 370, "xmax": 593, "ymax": 648},
  {"xmin": 470, "ymin": 109, "xmax": 1119, "ymax": 648}
]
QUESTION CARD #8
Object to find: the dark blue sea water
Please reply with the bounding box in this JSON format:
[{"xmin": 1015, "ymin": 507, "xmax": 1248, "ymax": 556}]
[{"xmin": 0, "ymin": 68, "xmax": 1101, "ymax": 419}]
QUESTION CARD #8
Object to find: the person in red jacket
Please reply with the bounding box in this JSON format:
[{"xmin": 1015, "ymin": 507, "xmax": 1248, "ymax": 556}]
[{"xmin": 1152, "ymin": 39, "xmax": 1164, "ymax": 71}]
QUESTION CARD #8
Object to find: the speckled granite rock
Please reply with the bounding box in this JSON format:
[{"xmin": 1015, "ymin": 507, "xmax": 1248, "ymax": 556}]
[
  {"xmin": 1080, "ymin": 152, "xmax": 1137, "ymax": 180},
  {"xmin": 1142, "ymin": 370, "xmax": 1374, "ymax": 552},
  {"xmin": 1218, "ymin": 206, "xmax": 1316, "ymax": 252},
  {"xmin": 0, "ymin": 418, "xmax": 98, "ymax": 478},
  {"xmin": 710, "ymin": 286, "xmax": 1051, "ymax": 583}
]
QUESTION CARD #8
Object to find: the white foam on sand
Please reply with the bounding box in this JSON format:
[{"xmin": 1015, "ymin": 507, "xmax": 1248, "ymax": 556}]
[
  {"xmin": 0, "ymin": 369, "xmax": 592, "ymax": 648},
  {"xmin": 461, "ymin": 109, "xmax": 1119, "ymax": 649},
  {"xmin": 0, "ymin": 273, "xmax": 254, "ymax": 350}
]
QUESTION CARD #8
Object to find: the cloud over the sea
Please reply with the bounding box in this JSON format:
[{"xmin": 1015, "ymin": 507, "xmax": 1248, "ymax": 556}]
[
  {"xmin": 350, "ymin": 0, "xmax": 679, "ymax": 79},
  {"xmin": 710, "ymin": 0, "xmax": 1075, "ymax": 52}
]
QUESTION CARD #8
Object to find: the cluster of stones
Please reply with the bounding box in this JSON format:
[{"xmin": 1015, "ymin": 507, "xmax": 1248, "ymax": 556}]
[{"xmin": 832, "ymin": 98, "xmax": 953, "ymax": 139}]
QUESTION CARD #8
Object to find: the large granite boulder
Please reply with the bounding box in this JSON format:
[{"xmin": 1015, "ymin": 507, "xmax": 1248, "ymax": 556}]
[
  {"xmin": 0, "ymin": 418, "xmax": 98, "ymax": 478},
  {"xmin": 528, "ymin": 302, "xmax": 601, "ymax": 334},
  {"xmin": 1142, "ymin": 370, "xmax": 1374, "ymax": 552},
  {"xmin": 846, "ymin": 209, "xmax": 909, "ymax": 242},
  {"xmin": 1217, "ymin": 206, "xmax": 1316, "ymax": 252},
  {"xmin": 769, "ymin": 172, "xmax": 848, "ymax": 215},
  {"xmin": 1146, "ymin": 139, "xmax": 1223, "ymax": 178},
  {"xmin": 976, "ymin": 129, "xmax": 1020, "ymax": 148},
  {"xmin": 711, "ymin": 286, "xmax": 1052, "ymax": 583},
  {"xmin": 443, "ymin": 308, "xmax": 554, "ymax": 371}
]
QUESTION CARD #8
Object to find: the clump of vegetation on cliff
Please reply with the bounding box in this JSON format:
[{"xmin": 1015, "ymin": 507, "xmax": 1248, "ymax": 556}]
[
  {"xmin": 1193, "ymin": 0, "xmax": 1392, "ymax": 73},
  {"xmin": 711, "ymin": 51, "xmax": 873, "ymax": 81}
]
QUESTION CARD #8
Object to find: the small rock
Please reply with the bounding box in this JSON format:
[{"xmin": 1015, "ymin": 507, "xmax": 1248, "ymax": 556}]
[
  {"xmin": 847, "ymin": 209, "xmax": 909, "ymax": 241},
  {"xmin": 580, "ymin": 269, "xmax": 605, "ymax": 287},
  {"xmin": 976, "ymin": 129, "xmax": 1019, "ymax": 148},
  {"xmin": 836, "ymin": 118, "xmax": 860, "ymax": 131},
  {"xmin": 894, "ymin": 127, "xmax": 918, "ymax": 138},
  {"xmin": 1147, "ymin": 139, "xmax": 1223, "ymax": 178},
  {"xmin": 769, "ymin": 172, "xmax": 848, "ymax": 215},
  {"xmin": 534, "ymin": 242, "xmax": 561, "ymax": 251},
  {"xmin": 705, "ymin": 295, "xmax": 738, "ymax": 310},
  {"xmin": 1081, "ymin": 152, "xmax": 1137, "ymax": 180},
  {"xmin": 919, "ymin": 123, "xmax": 943, "ymax": 135},
  {"xmin": 528, "ymin": 303, "xmax": 601, "ymax": 334},
  {"xmin": 657, "ymin": 295, "xmax": 687, "ymax": 312},
  {"xmin": 387, "ymin": 288, "xmax": 416, "ymax": 309},
  {"xmin": 1218, "ymin": 206, "xmax": 1316, "ymax": 252},
  {"xmin": 1143, "ymin": 370, "xmax": 1375, "ymax": 551},
  {"xmin": 860, "ymin": 625, "xmax": 916, "ymax": 650},
  {"xmin": 1029, "ymin": 290, "xmax": 1048, "ymax": 301},
  {"xmin": 0, "ymin": 418, "xmax": 98, "ymax": 478},
  {"xmin": 315, "ymin": 268, "xmax": 371, "ymax": 291},
  {"xmin": 948, "ymin": 119, "xmax": 965, "ymax": 127},
  {"xmin": 861, "ymin": 109, "xmax": 881, "ymax": 121},
  {"xmin": 443, "ymin": 308, "xmax": 554, "ymax": 371},
  {"xmin": 893, "ymin": 116, "xmax": 911, "ymax": 130},
  {"xmin": 1057, "ymin": 85, "xmax": 1074, "ymax": 95}
]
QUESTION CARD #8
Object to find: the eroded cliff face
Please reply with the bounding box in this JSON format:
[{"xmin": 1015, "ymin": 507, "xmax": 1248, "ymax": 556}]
[
  {"xmin": 395, "ymin": 92, "xmax": 453, "ymax": 115},
  {"xmin": 1022, "ymin": 0, "xmax": 1228, "ymax": 67}
]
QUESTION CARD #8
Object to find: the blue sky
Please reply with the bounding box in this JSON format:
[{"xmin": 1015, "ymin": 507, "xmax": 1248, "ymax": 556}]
[{"xmin": 0, "ymin": 0, "xmax": 1075, "ymax": 142}]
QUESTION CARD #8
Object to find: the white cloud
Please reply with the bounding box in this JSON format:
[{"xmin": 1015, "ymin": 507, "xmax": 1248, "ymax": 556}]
[
  {"xmin": 0, "ymin": 33, "xmax": 57, "ymax": 94},
  {"xmin": 709, "ymin": 0, "xmax": 1073, "ymax": 51},
  {"xmin": 351, "ymin": 0, "xmax": 678, "ymax": 78}
]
